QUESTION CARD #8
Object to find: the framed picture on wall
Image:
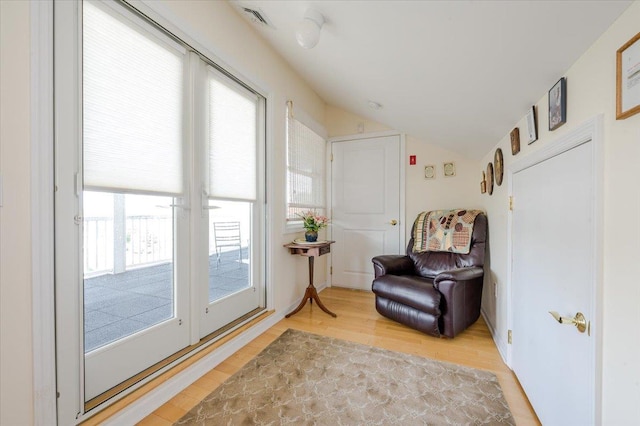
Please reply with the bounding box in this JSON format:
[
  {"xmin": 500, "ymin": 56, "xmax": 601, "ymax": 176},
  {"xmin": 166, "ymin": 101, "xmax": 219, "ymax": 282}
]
[
  {"xmin": 616, "ymin": 31, "xmax": 640, "ymax": 120},
  {"xmin": 549, "ymin": 77, "xmax": 567, "ymax": 131},
  {"xmin": 525, "ymin": 106, "xmax": 538, "ymax": 144}
]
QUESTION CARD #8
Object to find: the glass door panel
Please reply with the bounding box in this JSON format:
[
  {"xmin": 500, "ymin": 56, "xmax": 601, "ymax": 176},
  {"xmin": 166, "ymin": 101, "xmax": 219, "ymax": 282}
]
[
  {"xmin": 208, "ymin": 200, "xmax": 251, "ymax": 303},
  {"xmin": 83, "ymin": 192, "xmax": 175, "ymax": 353},
  {"xmin": 200, "ymin": 199, "xmax": 261, "ymax": 338}
]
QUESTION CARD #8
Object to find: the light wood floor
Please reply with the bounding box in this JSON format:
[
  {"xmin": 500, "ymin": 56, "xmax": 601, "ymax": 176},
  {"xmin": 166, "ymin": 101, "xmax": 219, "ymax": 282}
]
[{"xmin": 138, "ymin": 287, "xmax": 540, "ymax": 425}]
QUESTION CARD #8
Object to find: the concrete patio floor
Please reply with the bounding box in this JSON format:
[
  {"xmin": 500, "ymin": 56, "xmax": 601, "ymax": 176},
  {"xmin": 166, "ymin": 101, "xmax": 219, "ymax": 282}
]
[{"xmin": 84, "ymin": 248, "xmax": 248, "ymax": 352}]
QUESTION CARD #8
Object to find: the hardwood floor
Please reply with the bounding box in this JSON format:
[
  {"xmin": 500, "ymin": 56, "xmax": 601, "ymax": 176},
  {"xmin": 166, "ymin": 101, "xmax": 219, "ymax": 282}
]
[{"xmin": 138, "ymin": 287, "xmax": 540, "ymax": 425}]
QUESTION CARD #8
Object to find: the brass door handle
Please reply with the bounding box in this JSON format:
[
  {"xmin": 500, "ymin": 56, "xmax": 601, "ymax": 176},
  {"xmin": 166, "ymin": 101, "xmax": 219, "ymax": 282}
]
[
  {"xmin": 389, "ymin": 220, "xmax": 398, "ymax": 226},
  {"xmin": 549, "ymin": 311, "xmax": 588, "ymax": 333}
]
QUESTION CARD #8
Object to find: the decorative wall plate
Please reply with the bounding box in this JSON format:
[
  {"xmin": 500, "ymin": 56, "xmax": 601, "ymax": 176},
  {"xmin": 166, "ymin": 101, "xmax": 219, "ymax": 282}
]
[
  {"xmin": 424, "ymin": 165, "xmax": 436, "ymax": 179},
  {"xmin": 494, "ymin": 148, "xmax": 504, "ymax": 186},
  {"xmin": 443, "ymin": 162, "xmax": 456, "ymax": 177},
  {"xmin": 510, "ymin": 127, "xmax": 520, "ymax": 155},
  {"xmin": 486, "ymin": 162, "xmax": 494, "ymax": 195}
]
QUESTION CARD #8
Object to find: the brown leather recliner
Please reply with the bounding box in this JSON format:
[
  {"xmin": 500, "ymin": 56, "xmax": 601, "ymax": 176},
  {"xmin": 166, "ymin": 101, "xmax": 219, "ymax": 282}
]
[{"xmin": 371, "ymin": 213, "xmax": 487, "ymax": 338}]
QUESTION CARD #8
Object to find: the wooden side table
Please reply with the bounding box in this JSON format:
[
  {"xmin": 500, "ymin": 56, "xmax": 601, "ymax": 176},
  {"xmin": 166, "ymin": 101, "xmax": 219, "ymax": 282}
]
[{"xmin": 283, "ymin": 240, "xmax": 337, "ymax": 318}]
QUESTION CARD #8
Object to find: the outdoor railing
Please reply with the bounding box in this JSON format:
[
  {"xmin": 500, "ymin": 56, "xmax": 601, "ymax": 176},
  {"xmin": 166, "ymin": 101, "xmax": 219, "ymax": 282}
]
[
  {"xmin": 84, "ymin": 215, "xmax": 242, "ymax": 276},
  {"xmin": 84, "ymin": 216, "xmax": 114, "ymax": 274},
  {"xmin": 83, "ymin": 215, "xmax": 172, "ymax": 275},
  {"xmin": 126, "ymin": 215, "xmax": 173, "ymax": 268}
]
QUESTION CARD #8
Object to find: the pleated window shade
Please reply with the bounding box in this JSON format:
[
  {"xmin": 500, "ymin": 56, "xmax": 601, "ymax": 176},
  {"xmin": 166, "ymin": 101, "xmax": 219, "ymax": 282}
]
[
  {"xmin": 83, "ymin": 1, "xmax": 185, "ymax": 196},
  {"xmin": 286, "ymin": 110, "xmax": 327, "ymax": 221},
  {"xmin": 207, "ymin": 68, "xmax": 258, "ymax": 201}
]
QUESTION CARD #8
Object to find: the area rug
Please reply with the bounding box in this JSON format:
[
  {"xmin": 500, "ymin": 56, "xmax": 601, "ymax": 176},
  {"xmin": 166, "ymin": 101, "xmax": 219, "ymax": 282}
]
[{"xmin": 175, "ymin": 329, "xmax": 515, "ymax": 425}]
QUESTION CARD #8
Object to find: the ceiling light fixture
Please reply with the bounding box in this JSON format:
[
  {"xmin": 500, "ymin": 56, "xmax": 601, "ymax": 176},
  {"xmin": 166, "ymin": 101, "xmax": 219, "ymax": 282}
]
[
  {"xmin": 368, "ymin": 101, "xmax": 383, "ymax": 110},
  {"xmin": 295, "ymin": 9, "xmax": 324, "ymax": 49}
]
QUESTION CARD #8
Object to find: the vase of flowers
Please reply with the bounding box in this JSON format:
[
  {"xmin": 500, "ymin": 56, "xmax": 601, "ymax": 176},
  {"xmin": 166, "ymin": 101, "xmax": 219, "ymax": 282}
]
[{"xmin": 298, "ymin": 210, "xmax": 329, "ymax": 242}]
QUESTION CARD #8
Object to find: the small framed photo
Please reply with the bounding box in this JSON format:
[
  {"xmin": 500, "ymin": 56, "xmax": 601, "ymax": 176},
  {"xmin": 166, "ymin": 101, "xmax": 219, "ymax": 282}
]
[
  {"xmin": 616, "ymin": 31, "xmax": 640, "ymax": 120},
  {"xmin": 549, "ymin": 77, "xmax": 567, "ymax": 131},
  {"xmin": 510, "ymin": 128, "xmax": 520, "ymax": 155},
  {"xmin": 443, "ymin": 162, "xmax": 456, "ymax": 177},
  {"xmin": 480, "ymin": 171, "xmax": 487, "ymax": 194},
  {"xmin": 525, "ymin": 106, "xmax": 538, "ymax": 144},
  {"xmin": 424, "ymin": 165, "xmax": 436, "ymax": 179}
]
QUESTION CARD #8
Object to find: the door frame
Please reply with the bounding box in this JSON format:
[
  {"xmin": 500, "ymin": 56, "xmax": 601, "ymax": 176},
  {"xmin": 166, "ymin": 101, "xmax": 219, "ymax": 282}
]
[
  {"xmin": 44, "ymin": 0, "xmax": 272, "ymax": 422},
  {"xmin": 327, "ymin": 131, "xmax": 406, "ymax": 286},
  {"xmin": 506, "ymin": 115, "xmax": 604, "ymax": 422}
]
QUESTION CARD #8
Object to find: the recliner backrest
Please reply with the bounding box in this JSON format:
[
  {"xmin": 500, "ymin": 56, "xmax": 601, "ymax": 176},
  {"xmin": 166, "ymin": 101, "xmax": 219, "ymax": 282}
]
[{"xmin": 406, "ymin": 213, "xmax": 487, "ymax": 278}]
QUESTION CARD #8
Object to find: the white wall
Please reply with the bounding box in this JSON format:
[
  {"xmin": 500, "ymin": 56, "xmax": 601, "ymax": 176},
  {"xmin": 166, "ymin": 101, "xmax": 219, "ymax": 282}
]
[
  {"xmin": 479, "ymin": 2, "xmax": 640, "ymax": 423},
  {"xmin": 326, "ymin": 105, "xmax": 480, "ymax": 233},
  {"xmin": 0, "ymin": 1, "xmax": 34, "ymax": 425}
]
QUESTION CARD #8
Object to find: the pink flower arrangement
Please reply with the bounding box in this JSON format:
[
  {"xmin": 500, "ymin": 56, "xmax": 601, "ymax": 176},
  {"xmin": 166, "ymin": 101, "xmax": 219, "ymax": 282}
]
[{"xmin": 297, "ymin": 210, "xmax": 329, "ymax": 232}]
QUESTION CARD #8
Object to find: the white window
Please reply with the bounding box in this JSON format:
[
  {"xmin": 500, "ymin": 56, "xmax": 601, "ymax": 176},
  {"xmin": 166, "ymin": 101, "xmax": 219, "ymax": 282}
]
[{"xmin": 286, "ymin": 103, "xmax": 327, "ymax": 225}]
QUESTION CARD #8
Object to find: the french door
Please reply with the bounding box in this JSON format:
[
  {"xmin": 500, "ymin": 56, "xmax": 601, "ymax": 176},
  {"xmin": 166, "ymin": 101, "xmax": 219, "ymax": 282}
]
[{"xmin": 54, "ymin": 0, "xmax": 265, "ymax": 421}]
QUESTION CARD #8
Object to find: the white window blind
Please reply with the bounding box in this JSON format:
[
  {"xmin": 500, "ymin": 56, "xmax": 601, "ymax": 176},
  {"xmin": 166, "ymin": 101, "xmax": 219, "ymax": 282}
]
[
  {"xmin": 286, "ymin": 105, "xmax": 327, "ymax": 221},
  {"xmin": 83, "ymin": 1, "xmax": 185, "ymax": 196},
  {"xmin": 207, "ymin": 68, "xmax": 258, "ymax": 201}
]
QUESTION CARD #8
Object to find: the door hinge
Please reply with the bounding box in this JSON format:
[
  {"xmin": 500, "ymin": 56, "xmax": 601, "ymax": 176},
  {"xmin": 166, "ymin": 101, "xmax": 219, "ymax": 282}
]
[
  {"xmin": 330, "ymin": 266, "xmax": 333, "ymax": 275},
  {"xmin": 330, "ymin": 153, "xmax": 334, "ymax": 162},
  {"xmin": 509, "ymin": 196, "xmax": 514, "ymax": 211},
  {"xmin": 508, "ymin": 329, "xmax": 512, "ymax": 344}
]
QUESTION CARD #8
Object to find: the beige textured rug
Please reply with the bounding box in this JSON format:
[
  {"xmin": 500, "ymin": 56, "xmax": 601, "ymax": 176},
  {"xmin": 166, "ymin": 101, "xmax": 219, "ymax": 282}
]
[{"xmin": 175, "ymin": 329, "xmax": 515, "ymax": 425}]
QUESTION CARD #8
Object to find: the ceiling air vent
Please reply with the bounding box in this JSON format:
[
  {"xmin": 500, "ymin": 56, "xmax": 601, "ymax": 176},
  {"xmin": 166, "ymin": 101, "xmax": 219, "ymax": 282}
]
[{"xmin": 239, "ymin": 6, "xmax": 275, "ymax": 29}]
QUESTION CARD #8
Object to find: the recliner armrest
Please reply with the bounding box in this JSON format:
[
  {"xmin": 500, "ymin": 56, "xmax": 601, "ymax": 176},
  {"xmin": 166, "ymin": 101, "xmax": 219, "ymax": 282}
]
[
  {"xmin": 372, "ymin": 255, "xmax": 414, "ymax": 278},
  {"xmin": 433, "ymin": 266, "xmax": 485, "ymax": 338},
  {"xmin": 433, "ymin": 267, "xmax": 484, "ymax": 286}
]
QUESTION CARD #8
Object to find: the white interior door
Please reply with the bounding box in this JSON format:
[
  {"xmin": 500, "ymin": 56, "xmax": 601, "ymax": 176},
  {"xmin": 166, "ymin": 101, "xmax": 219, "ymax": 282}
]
[
  {"xmin": 511, "ymin": 140, "xmax": 595, "ymax": 425},
  {"xmin": 331, "ymin": 135, "xmax": 402, "ymax": 290}
]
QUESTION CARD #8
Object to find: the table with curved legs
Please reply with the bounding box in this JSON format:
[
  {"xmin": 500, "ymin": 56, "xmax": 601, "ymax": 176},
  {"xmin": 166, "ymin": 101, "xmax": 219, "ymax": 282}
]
[{"xmin": 283, "ymin": 240, "xmax": 336, "ymax": 318}]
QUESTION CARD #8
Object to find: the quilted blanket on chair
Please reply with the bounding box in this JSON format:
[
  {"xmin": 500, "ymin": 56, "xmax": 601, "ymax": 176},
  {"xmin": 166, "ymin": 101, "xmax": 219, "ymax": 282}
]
[{"xmin": 413, "ymin": 209, "xmax": 483, "ymax": 254}]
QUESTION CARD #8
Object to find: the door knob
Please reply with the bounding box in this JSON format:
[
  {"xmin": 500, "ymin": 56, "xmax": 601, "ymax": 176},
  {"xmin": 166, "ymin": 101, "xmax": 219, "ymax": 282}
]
[
  {"xmin": 549, "ymin": 311, "xmax": 588, "ymax": 333},
  {"xmin": 389, "ymin": 219, "xmax": 398, "ymax": 226}
]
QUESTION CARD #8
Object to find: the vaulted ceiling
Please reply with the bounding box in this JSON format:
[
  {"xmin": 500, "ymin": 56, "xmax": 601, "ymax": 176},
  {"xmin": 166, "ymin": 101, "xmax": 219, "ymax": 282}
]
[{"xmin": 231, "ymin": 1, "xmax": 631, "ymax": 159}]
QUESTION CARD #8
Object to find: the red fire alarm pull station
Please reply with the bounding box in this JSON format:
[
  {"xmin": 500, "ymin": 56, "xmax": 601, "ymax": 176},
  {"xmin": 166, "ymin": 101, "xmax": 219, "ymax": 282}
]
[{"xmin": 409, "ymin": 155, "xmax": 416, "ymax": 165}]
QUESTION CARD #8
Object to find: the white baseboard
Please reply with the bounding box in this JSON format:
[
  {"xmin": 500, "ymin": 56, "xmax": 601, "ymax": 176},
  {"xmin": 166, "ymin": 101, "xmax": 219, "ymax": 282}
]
[
  {"xmin": 481, "ymin": 309, "xmax": 509, "ymax": 366},
  {"xmin": 102, "ymin": 304, "xmax": 291, "ymax": 425}
]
